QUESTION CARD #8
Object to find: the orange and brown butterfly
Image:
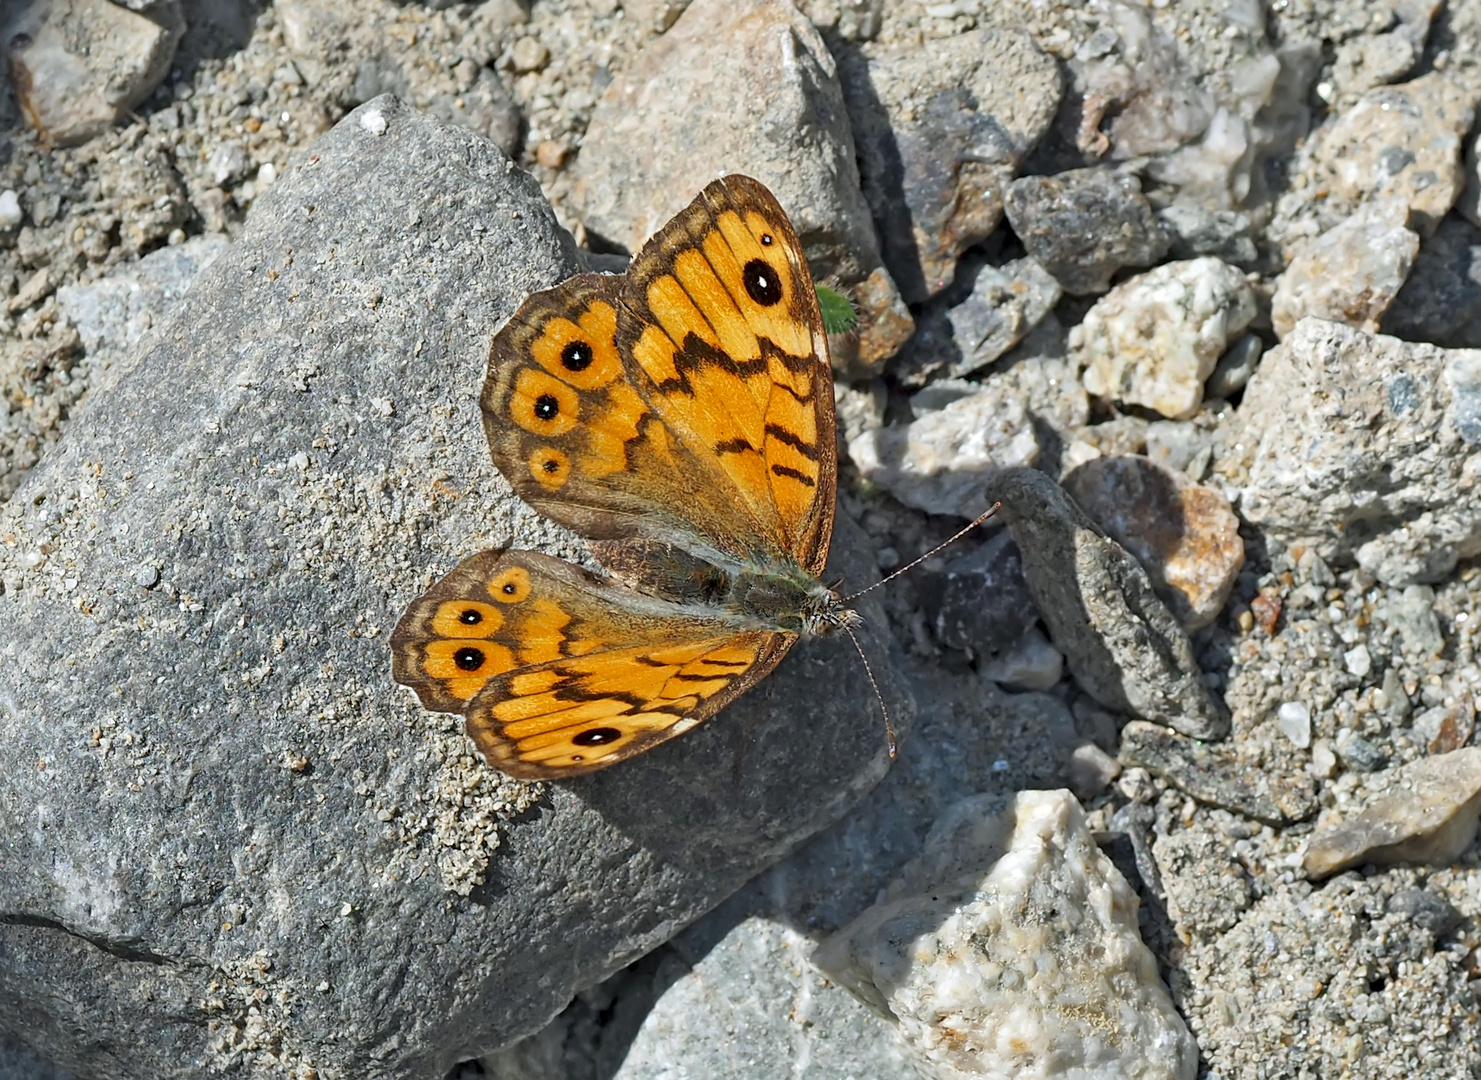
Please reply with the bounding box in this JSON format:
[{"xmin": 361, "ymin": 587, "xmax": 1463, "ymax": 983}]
[{"xmin": 390, "ymin": 174, "xmax": 857, "ymax": 780}]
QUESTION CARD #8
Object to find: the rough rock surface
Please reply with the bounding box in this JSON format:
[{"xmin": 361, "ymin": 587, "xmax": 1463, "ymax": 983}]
[
  {"xmin": 1075, "ymin": 257, "xmax": 1256, "ymax": 421},
  {"xmin": 0, "ymin": 98, "xmax": 909, "ymax": 1080},
  {"xmin": 481, "ymin": 676, "xmax": 1084, "ymax": 1080},
  {"xmin": 838, "ymin": 28, "xmax": 1060, "ymax": 304},
  {"xmin": 987, "ymin": 468, "xmax": 1229, "ymax": 742},
  {"xmin": 6, "ymin": 0, "xmax": 183, "ymax": 147},
  {"xmin": 1304, "ymin": 747, "xmax": 1481, "ymax": 879},
  {"xmin": 814, "ymin": 790, "xmax": 1197, "ymax": 1080},
  {"xmin": 1062, "ymin": 456, "xmax": 1244, "ymax": 631},
  {"xmin": 1003, "ymin": 169, "xmax": 1169, "ymax": 296},
  {"xmin": 1311, "ymin": 72, "xmax": 1478, "ymax": 236},
  {"xmin": 894, "ymin": 256, "xmax": 1062, "ymax": 386},
  {"xmin": 571, "ymin": 0, "xmax": 911, "ymax": 369},
  {"xmin": 1221, "ymin": 319, "xmax": 1481, "ymax": 585},
  {"xmin": 848, "ymin": 383, "xmax": 1040, "ymax": 519},
  {"xmin": 1269, "ymin": 201, "xmax": 1419, "ymax": 338}
]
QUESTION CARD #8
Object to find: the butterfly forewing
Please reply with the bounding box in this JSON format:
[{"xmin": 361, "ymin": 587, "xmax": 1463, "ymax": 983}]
[{"xmin": 620, "ymin": 175, "xmax": 837, "ymax": 573}]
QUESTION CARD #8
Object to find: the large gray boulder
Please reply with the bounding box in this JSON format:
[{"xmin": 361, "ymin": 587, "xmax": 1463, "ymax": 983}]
[{"xmin": 0, "ymin": 96, "xmax": 908, "ymax": 1080}]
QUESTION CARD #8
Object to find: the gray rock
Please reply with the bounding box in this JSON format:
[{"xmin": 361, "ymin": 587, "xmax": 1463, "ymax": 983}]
[
  {"xmin": 1152, "ymin": 829, "xmax": 1252, "ymax": 939},
  {"xmin": 0, "ymin": 1032, "xmax": 75, "ymax": 1080},
  {"xmin": 1386, "ymin": 888, "xmax": 1463, "ymax": 938},
  {"xmin": 4, "ymin": 0, "xmax": 183, "ymax": 146},
  {"xmin": 486, "ymin": 673, "xmax": 1084, "ymax": 1080},
  {"xmin": 894, "ymin": 256, "xmax": 1062, "ymax": 385},
  {"xmin": 1335, "ymin": 731, "xmax": 1388, "ymax": 773},
  {"xmin": 838, "ymin": 28, "xmax": 1060, "ymax": 304},
  {"xmin": 1004, "ymin": 168, "xmax": 1170, "ymax": 296},
  {"xmin": 847, "ymin": 383, "xmax": 1040, "ymax": 519},
  {"xmin": 1158, "ymin": 204, "xmax": 1258, "ymax": 265},
  {"xmin": 1381, "ymin": 585, "xmax": 1447, "ymax": 658},
  {"xmin": 1381, "ymin": 215, "xmax": 1481, "ymax": 347},
  {"xmin": 1304, "ymin": 748, "xmax": 1481, "ymax": 879},
  {"xmin": 920, "ymin": 529, "xmax": 1038, "ymax": 660},
  {"xmin": 1119, "ymin": 721, "xmax": 1317, "ymax": 826},
  {"xmin": 1203, "ymin": 332, "xmax": 1263, "ymax": 399},
  {"xmin": 985, "ymin": 468, "xmax": 1230, "ymax": 741},
  {"xmin": 814, "ymin": 790, "xmax": 1197, "ymax": 1080},
  {"xmin": 0, "ymin": 97, "xmax": 910, "ymax": 1080},
  {"xmin": 1270, "ymin": 200, "xmax": 1419, "ymax": 339},
  {"xmin": 54, "ymin": 235, "xmax": 230, "ymax": 363},
  {"xmin": 1221, "ymin": 320, "xmax": 1481, "ymax": 585},
  {"xmin": 609, "ymin": 918, "xmax": 918, "ymax": 1080},
  {"xmin": 1144, "ymin": 420, "xmax": 1214, "ymax": 476},
  {"xmin": 572, "ymin": 0, "xmax": 911, "ymax": 370}
]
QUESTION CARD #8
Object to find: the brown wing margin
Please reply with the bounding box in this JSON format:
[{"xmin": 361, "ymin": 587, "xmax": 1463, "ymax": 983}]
[{"xmin": 466, "ymin": 630, "xmax": 797, "ymax": 779}]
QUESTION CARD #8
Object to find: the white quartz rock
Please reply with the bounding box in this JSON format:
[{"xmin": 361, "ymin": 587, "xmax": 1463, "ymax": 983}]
[{"xmin": 814, "ymin": 790, "xmax": 1196, "ymax": 1080}]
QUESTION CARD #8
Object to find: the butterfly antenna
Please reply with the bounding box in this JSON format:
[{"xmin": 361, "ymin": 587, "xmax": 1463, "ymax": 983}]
[
  {"xmin": 843, "ymin": 503, "xmax": 1001, "ymax": 603},
  {"xmin": 842, "ymin": 620, "xmax": 895, "ymax": 759}
]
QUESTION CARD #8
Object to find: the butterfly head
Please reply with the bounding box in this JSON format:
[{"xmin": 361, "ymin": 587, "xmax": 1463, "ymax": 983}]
[{"xmin": 800, "ymin": 591, "xmax": 860, "ymax": 639}]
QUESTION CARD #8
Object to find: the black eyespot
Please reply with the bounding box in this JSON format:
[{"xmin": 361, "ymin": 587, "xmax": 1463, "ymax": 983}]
[
  {"xmin": 454, "ymin": 647, "xmax": 485, "ymax": 671},
  {"xmin": 561, "ymin": 341, "xmax": 594, "ymax": 372},
  {"xmin": 459, "ymin": 609, "xmax": 482, "ymax": 625},
  {"xmin": 573, "ymin": 727, "xmax": 622, "ymax": 747},
  {"xmin": 502, "ymin": 582, "xmax": 518, "ymax": 595},
  {"xmin": 760, "ymin": 233, "xmax": 774, "ymax": 246},
  {"xmin": 743, "ymin": 259, "xmax": 782, "ymax": 306},
  {"xmin": 542, "ymin": 457, "xmax": 560, "ymax": 473},
  {"xmin": 534, "ymin": 394, "xmax": 560, "ymax": 420}
]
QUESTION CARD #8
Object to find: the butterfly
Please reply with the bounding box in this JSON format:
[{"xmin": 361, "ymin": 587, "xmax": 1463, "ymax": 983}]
[{"xmin": 390, "ymin": 175, "xmax": 856, "ymax": 780}]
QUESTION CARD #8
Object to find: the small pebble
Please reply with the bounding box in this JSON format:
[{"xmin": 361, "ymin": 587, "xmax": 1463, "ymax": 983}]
[
  {"xmin": 1277, "ymin": 702, "xmax": 1312, "ymax": 749},
  {"xmin": 360, "ymin": 109, "xmax": 388, "ymax": 136},
  {"xmin": 0, "ymin": 189, "xmax": 22, "ymax": 229},
  {"xmin": 1310, "ymin": 738, "xmax": 1338, "ymax": 779},
  {"xmin": 511, "ymin": 37, "xmax": 550, "ymax": 73},
  {"xmin": 1343, "ymin": 644, "xmax": 1372, "ymax": 677},
  {"xmin": 536, "ymin": 140, "xmax": 568, "ymax": 169},
  {"xmin": 134, "ymin": 564, "xmax": 160, "ymax": 589}
]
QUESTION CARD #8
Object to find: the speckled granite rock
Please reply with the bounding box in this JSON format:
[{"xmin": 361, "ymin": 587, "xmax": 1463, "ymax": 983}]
[
  {"xmin": 1269, "ymin": 200, "xmax": 1419, "ymax": 339},
  {"xmin": 0, "ymin": 97, "xmax": 909, "ymax": 1080},
  {"xmin": 1075, "ymin": 257, "xmax": 1255, "ymax": 420},
  {"xmin": 814, "ymin": 790, "xmax": 1197, "ymax": 1080},
  {"xmin": 1003, "ymin": 169, "xmax": 1169, "ymax": 296},
  {"xmin": 1220, "ymin": 319, "xmax": 1481, "ymax": 585},
  {"xmin": 571, "ymin": 0, "xmax": 911, "ymax": 369},
  {"xmin": 838, "ymin": 28, "xmax": 1060, "ymax": 304}
]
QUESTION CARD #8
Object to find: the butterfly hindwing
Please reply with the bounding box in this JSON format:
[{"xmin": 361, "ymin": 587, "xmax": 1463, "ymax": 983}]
[
  {"xmin": 468, "ymin": 630, "xmax": 793, "ymax": 779},
  {"xmin": 391, "ymin": 548, "xmax": 792, "ymax": 779}
]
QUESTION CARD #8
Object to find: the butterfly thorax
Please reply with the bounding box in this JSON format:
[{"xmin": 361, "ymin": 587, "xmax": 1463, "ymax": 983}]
[{"xmin": 723, "ymin": 559, "xmax": 856, "ymax": 640}]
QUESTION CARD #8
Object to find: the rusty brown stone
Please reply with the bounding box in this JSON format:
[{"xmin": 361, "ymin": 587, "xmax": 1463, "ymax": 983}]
[{"xmin": 1062, "ymin": 455, "xmax": 1245, "ymax": 630}]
